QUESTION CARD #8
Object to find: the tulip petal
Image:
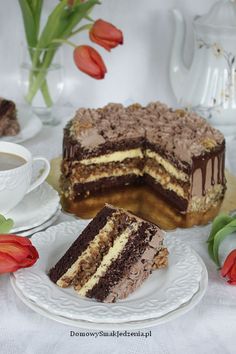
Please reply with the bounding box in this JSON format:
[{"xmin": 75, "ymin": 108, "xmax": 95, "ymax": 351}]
[
  {"xmin": 0, "ymin": 243, "xmax": 30, "ymax": 262},
  {"xmin": 228, "ymin": 280, "xmax": 236, "ymax": 285},
  {"xmin": 0, "ymin": 251, "xmax": 21, "ymax": 274},
  {"xmin": 220, "ymin": 249, "xmax": 236, "ymax": 277},
  {"xmin": 229, "ymin": 262, "xmax": 236, "ymax": 281},
  {"xmin": 89, "ymin": 19, "xmax": 123, "ymax": 51},
  {"xmin": 0, "ymin": 234, "xmax": 32, "ymax": 246},
  {"xmin": 0, "ymin": 235, "xmax": 39, "ymax": 274},
  {"xmin": 74, "ymin": 45, "xmax": 107, "ymax": 80}
]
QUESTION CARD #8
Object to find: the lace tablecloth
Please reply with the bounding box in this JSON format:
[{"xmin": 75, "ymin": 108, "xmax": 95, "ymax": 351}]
[{"xmin": 1, "ymin": 118, "xmax": 236, "ymax": 354}]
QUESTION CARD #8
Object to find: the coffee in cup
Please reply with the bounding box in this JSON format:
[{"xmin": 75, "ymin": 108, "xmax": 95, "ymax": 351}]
[{"xmin": 0, "ymin": 142, "xmax": 50, "ymax": 214}]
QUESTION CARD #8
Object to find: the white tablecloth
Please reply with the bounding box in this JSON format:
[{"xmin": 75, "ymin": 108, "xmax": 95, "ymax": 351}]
[{"xmin": 1, "ymin": 117, "xmax": 236, "ymax": 354}]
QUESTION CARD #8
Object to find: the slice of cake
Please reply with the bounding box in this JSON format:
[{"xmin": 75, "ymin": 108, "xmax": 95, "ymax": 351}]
[
  {"xmin": 0, "ymin": 98, "xmax": 20, "ymax": 137},
  {"xmin": 61, "ymin": 102, "xmax": 226, "ymax": 214},
  {"xmin": 49, "ymin": 204, "xmax": 168, "ymax": 303}
]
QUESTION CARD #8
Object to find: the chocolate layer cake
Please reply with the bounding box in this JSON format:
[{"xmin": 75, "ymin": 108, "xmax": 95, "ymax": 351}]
[
  {"xmin": 61, "ymin": 102, "xmax": 226, "ymax": 213},
  {"xmin": 0, "ymin": 98, "xmax": 20, "ymax": 137},
  {"xmin": 49, "ymin": 204, "xmax": 168, "ymax": 303}
]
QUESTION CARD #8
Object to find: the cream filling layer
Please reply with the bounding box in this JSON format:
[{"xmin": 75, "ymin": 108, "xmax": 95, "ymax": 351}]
[
  {"xmin": 56, "ymin": 216, "xmax": 117, "ymax": 287},
  {"xmin": 145, "ymin": 166, "xmax": 187, "ymax": 198},
  {"xmin": 77, "ymin": 223, "xmax": 139, "ymax": 296},
  {"xmin": 79, "ymin": 148, "xmax": 143, "ymax": 165},
  {"xmin": 146, "ymin": 149, "xmax": 188, "ymax": 182}
]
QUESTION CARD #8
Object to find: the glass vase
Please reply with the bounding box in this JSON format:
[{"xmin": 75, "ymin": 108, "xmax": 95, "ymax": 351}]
[{"xmin": 20, "ymin": 45, "xmax": 64, "ymax": 125}]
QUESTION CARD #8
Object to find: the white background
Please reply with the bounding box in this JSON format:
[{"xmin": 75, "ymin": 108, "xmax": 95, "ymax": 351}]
[{"xmin": 0, "ymin": 0, "xmax": 217, "ymax": 108}]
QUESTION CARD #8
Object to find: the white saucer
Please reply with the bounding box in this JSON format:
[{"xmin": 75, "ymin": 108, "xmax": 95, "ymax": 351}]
[
  {"xmin": 7, "ymin": 182, "xmax": 60, "ymax": 233},
  {"xmin": 18, "ymin": 207, "xmax": 61, "ymax": 237},
  {"xmin": 10, "ymin": 253, "xmax": 207, "ymax": 330},
  {"xmin": 0, "ymin": 105, "xmax": 42, "ymax": 144},
  {"xmin": 13, "ymin": 220, "xmax": 204, "ymax": 323}
]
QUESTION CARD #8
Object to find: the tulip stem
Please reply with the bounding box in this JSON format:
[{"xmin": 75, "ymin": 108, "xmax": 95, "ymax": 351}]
[
  {"xmin": 52, "ymin": 39, "xmax": 77, "ymax": 48},
  {"xmin": 69, "ymin": 23, "xmax": 93, "ymax": 38}
]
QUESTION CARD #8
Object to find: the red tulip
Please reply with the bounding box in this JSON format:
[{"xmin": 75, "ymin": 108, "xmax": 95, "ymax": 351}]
[
  {"xmin": 220, "ymin": 249, "xmax": 236, "ymax": 285},
  {"xmin": 73, "ymin": 45, "xmax": 107, "ymax": 79},
  {"xmin": 0, "ymin": 235, "xmax": 39, "ymax": 274},
  {"xmin": 89, "ymin": 19, "xmax": 123, "ymax": 51}
]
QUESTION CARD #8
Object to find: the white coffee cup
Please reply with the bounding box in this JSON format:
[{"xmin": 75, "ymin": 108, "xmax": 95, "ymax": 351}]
[{"xmin": 0, "ymin": 142, "xmax": 50, "ymax": 214}]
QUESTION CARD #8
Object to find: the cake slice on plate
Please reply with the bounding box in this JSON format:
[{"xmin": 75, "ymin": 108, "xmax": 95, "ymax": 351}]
[
  {"xmin": 0, "ymin": 97, "xmax": 20, "ymax": 137},
  {"xmin": 49, "ymin": 204, "xmax": 168, "ymax": 303}
]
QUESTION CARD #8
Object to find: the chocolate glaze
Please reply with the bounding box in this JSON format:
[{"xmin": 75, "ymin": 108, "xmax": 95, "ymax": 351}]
[{"xmin": 192, "ymin": 142, "xmax": 226, "ymax": 197}]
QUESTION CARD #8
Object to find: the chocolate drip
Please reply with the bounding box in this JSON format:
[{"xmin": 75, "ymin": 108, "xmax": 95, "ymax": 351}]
[
  {"xmin": 211, "ymin": 156, "xmax": 215, "ymax": 186},
  {"xmin": 192, "ymin": 143, "xmax": 225, "ymax": 196},
  {"xmin": 201, "ymin": 159, "xmax": 207, "ymax": 196},
  {"xmin": 222, "ymin": 152, "xmax": 226, "ymax": 185},
  {"xmin": 217, "ymin": 155, "xmax": 221, "ymax": 184}
]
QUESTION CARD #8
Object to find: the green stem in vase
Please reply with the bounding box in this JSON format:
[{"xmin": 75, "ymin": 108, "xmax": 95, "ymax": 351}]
[
  {"xmin": 26, "ymin": 46, "xmax": 55, "ymax": 106},
  {"xmin": 25, "ymin": 48, "xmax": 57, "ymax": 104}
]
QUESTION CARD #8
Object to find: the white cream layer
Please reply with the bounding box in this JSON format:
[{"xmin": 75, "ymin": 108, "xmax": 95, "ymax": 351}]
[
  {"xmin": 79, "ymin": 148, "xmax": 143, "ymax": 165},
  {"xmin": 145, "ymin": 166, "xmax": 186, "ymax": 198},
  {"xmin": 77, "ymin": 224, "xmax": 139, "ymax": 296},
  {"xmin": 56, "ymin": 216, "xmax": 117, "ymax": 287},
  {"xmin": 76, "ymin": 148, "xmax": 188, "ymax": 184},
  {"xmin": 145, "ymin": 149, "xmax": 188, "ymax": 182}
]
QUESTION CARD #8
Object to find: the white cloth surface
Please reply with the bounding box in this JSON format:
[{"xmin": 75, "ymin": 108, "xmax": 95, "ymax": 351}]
[{"xmin": 0, "ymin": 117, "xmax": 235, "ymax": 354}]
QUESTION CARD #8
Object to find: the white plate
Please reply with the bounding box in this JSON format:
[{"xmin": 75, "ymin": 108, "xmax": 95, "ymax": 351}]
[
  {"xmin": 13, "ymin": 221, "xmax": 203, "ymax": 323},
  {"xmin": 10, "ymin": 257, "xmax": 207, "ymax": 330},
  {"xmin": 7, "ymin": 182, "xmax": 60, "ymax": 233},
  {"xmin": 18, "ymin": 208, "xmax": 61, "ymax": 237},
  {"xmin": 0, "ymin": 105, "xmax": 42, "ymax": 144}
]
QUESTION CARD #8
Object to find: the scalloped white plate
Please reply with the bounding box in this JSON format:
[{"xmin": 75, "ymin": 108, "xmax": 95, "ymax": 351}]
[
  {"xmin": 13, "ymin": 220, "xmax": 203, "ymax": 323},
  {"xmin": 10, "ymin": 257, "xmax": 207, "ymax": 330},
  {"xmin": 0, "ymin": 105, "xmax": 42, "ymax": 144},
  {"xmin": 7, "ymin": 182, "xmax": 60, "ymax": 233}
]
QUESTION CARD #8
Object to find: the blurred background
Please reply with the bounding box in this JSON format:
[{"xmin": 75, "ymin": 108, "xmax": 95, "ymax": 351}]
[{"xmin": 0, "ymin": 0, "xmax": 216, "ymax": 108}]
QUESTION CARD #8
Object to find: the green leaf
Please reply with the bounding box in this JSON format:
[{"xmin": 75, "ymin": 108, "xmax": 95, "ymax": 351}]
[
  {"xmin": 207, "ymin": 214, "xmax": 233, "ymax": 243},
  {"xmin": 213, "ymin": 219, "xmax": 236, "ymax": 266},
  {"xmin": 207, "ymin": 214, "xmax": 232, "ymax": 262},
  {"xmin": 31, "ymin": 0, "xmax": 43, "ymax": 39},
  {"xmin": 18, "ymin": 0, "xmax": 38, "ymax": 47},
  {"xmin": 0, "ymin": 215, "xmax": 14, "ymax": 234}
]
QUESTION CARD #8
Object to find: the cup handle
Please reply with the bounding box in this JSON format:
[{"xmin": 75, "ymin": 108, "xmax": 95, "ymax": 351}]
[{"xmin": 26, "ymin": 157, "xmax": 51, "ymax": 194}]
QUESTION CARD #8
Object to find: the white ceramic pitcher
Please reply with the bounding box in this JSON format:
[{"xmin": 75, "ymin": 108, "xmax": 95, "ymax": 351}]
[{"xmin": 170, "ymin": 0, "xmax": 236, "ymax": 136}]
